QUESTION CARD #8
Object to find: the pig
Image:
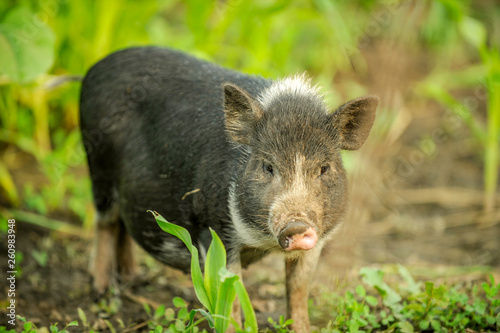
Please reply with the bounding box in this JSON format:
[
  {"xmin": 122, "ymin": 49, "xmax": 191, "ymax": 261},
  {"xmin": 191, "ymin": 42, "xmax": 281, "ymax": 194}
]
[{"xmin": 80, "ymin": 47, "xmax": 377, "ymax": 332}]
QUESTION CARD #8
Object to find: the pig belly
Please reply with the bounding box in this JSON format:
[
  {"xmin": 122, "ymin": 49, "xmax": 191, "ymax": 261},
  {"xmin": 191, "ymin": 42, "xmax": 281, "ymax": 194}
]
[{"xmin": 118, "ymin": 179, "xmax": 193, "ymax": 272}]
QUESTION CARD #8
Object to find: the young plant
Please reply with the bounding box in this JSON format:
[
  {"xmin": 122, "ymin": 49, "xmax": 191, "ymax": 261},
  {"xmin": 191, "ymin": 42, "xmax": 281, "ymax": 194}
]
[
  {"xmin": 417, "ymin": 7, "xmax": 500, "ymax": 213},
  {"xmin": 12, "ymin": 316, "xmax": 79, "ymax": 333},
  {"xmin": 149, "ymin": 210, "xmax": 258, "ymax": 333},
  {"xmin": 143, "ymin": 297, "xmax": 211, "ymax": 333}
]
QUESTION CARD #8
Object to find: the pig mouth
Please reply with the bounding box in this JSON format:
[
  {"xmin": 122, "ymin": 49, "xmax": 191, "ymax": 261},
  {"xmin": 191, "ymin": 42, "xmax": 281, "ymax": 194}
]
[{"xmin": 278, "ymin": 220, "xmax": 318, "ymax": 251}]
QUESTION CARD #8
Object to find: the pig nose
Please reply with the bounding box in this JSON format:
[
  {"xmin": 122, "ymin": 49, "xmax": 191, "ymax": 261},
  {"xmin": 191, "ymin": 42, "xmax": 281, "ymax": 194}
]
[{"xmin": 278, "ymin": 220, "xmax": 318, "ymax": 251}]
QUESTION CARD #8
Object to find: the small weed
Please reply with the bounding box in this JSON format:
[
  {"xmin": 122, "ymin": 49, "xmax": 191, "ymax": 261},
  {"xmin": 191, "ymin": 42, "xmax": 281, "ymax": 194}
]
[
  {"xmin": 143, "ymin": 297, "xmax": 208, "ymax": 333},
  {"xmin": 13, "ymin": 316, "xmax": 80, "ymax": 333},
  {"xmin": 31, "ymin": 249, "xmax": 49, "ymax": 267},
  {"xmin": 266, "ymin": 315, "xmax": 294, "ymax": 333},
  {"xmin": 91, "ymin": 293, "xmax": 122, "ymax": 318},
  {"xmin": 312, "ymin": 266, "xmax": 500, "ymax": 333}
]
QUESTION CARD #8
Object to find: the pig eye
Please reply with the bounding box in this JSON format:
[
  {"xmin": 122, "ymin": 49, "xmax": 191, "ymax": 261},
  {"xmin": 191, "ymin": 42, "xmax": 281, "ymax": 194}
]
[
  {"xmin": 320, "ymin": 165, "xmax": 330, "ymax": 176},
  {"xmin": 263, "ymin": 163, "xmax": 274, "ymax": 175}
]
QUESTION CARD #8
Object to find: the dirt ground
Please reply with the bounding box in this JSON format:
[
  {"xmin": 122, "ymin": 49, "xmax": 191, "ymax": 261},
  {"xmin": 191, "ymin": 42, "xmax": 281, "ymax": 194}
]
[{"xmin": 1, "ymin": 40, "xmax": 499, "ymax": 331}]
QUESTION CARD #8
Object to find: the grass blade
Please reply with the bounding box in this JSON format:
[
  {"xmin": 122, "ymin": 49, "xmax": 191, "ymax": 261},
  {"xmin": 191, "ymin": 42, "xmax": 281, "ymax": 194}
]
[{"xmin": 3, "ymin": 208, "xmax": 84, "ymax": 237}]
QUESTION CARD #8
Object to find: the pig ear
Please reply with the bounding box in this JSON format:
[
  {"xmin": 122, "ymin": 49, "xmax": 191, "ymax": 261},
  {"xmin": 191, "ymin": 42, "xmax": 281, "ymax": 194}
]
[
  {"xmin": 223, "ymin": 83, "xmax": 263, "ymax": 145},
  {"xmin": 332, "ymin": 96, "xmax": 378, "ymax": 150}
]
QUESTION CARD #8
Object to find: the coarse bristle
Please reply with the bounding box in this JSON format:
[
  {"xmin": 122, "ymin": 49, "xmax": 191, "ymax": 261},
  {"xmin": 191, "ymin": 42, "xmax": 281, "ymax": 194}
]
[{"xmin": 258, "ymin": 74, "xmax": 323, "ymax": 109}]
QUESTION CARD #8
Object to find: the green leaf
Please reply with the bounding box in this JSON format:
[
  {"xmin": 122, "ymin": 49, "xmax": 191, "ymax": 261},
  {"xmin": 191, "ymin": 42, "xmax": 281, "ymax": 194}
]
[
  {"xmin": 425, "ymin": 281, "xmax": 434, "ymax": 296},
  {"xmin": 152, "ymin": 211, "xmax": 194, "ymax": 249},
  {"xmin": 32, "ymin": 249, "xmax": 48, "ymax": 267},
  {"xmin": 214, "ymin": 267, "xmax": 238, "ymax": 333},
  {"xmin": 234, "ymin": 279, "xmax": 258, "ymax": 333},
  {"xmin": 419, "ymin": 320, "xmax": 429, "ymax": 330},
  {"xmin": 154, "ymin": 304, "xmax": 166, "ymax": 320},
  {"xmin": 177, "ymin": 307, "xmax": 189, "ymax": 321},
  {"xmin": 173, "ymin": 297, "xmax": 187, "ymax": 308},
  {"xmin": 0, "ymin": 7, "xmax": 56, "ymax": 83},
  {"xmin": 205, "ymin": 228, "xmax": 227, "ymax": 306},
  {"xmin": 355, "ymin": 285, "xmax": 366, "ymax": 298},
  {"xmin": 398, "ymin": 321, "xmax": 414, "ymax": 333},
  {"xmin": 482, "ymin": 281, "xmax": 490, "ymax": 294},
  {"xmin": 360, "ymin": 267, "xmax": 384, "ymax": 287},
  {"xmin": 0, "ymin": 162, "xmax": 19, "ymax": 206},
  {"xmin": 143, "ymin": 302, "xmax": 151, "ymax": 316},
  {"xmin": 459, "ymin": 16, "xmax": 486, "ymax": 49},
  {"xmin": 66, "ymin": 321, "xmax": 78, "ymax": 327},
  {"xmin": 165, "ymin": 308, "xmax": 175, "ymax": 321},
  {"xmin": 431, "ymin": 319, "xmax": 441, "ymax": 330},
  {"xmin": 189, "ymin": 308, "xmax": 214, "ymax": 329},
  {"xmin": 405, "ymin": 303, "xmax": 424, "ymax": 313},
  {"xmin": 77, "ymin": 308, "xmax": 88, "ymax": 327},
  {"xmin": 150, "ymin": 211, "xmax": 213, "ymax": 312},
  {"xmin": 473, "ymin": 299, "xmax": 486, "ymax": 315},
  {"xmin": 397, "ymin": 265, "xmax": 421, "ymax": 294},
  {"xmin": 365, "ymin": 296, "xmax": 378, "ymax": 307},
  {"xmin": 348, "ymin": 320, "xmax": 359, "ymax": 332},
  {"xmin": 189, "ymin": 243, "xmax": 212, "ymax": 312}
]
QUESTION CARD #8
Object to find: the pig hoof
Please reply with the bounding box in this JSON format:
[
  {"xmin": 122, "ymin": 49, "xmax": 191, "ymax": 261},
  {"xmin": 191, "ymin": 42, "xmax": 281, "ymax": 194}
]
[{"xmin": 278, "ymin": 221, "xmax": 318, "ymax": 251}]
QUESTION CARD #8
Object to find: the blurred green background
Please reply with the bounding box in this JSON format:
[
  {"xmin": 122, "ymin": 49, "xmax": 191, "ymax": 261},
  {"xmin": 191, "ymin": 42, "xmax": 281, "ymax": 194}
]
[
  {"xmin": 0, "ymin": 0, "xmax": 498, "ymax": 230},
  {"xmin": 0, "ymin": 0, "xmax": 500, "ymax": 331}
]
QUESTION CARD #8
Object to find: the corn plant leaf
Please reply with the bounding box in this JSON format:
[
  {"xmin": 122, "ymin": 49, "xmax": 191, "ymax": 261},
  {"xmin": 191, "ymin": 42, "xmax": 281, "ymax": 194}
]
[
  {"xmin": 214, "ymin": 267, "xmax": 238, "ymax": 333},
  {"xmin": 150, "ymin": 211, "xmax": 213, "ymax": 312},
  {"xmin": 188, "ymin": 308, "xmax": 214, "ymax": 329},
  {"xmin": 204, "ymin": 228, "xmax": 227, "ymax": 307},
  {"xmin": 0, "ymin": 162, "xmax": 19, "ymax": 206},
  {"xmin": 234, "ymin": 279, "xmax": 258, "ymax": 333}
]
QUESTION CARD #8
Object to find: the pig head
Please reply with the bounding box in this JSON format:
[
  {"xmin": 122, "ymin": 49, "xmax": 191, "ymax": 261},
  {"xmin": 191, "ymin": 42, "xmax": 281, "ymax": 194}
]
[{"xmin": 224, "ymin": 76, "xmax": 378, "ymax": 332}]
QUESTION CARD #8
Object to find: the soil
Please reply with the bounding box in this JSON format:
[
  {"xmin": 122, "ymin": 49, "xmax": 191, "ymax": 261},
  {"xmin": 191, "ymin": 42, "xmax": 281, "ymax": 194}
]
[{"xmin": 1, "ymin": 38, "xmax": 499, "ymax": 331}]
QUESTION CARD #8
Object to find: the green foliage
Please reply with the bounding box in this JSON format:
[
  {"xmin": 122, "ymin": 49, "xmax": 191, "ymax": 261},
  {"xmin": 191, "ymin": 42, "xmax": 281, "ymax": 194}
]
[
  {"xmin": 266, "ymin": 316, "xmax": 294, "ymax": 333},
  {"xmin": 12, "ymin": 316, "xmax": 79, "ymax": 333},
  {"xmin": 150, "ymin": 211, "xmax": 258, "ymax": 333},
  {"xmin": 313, "ymin": 266, "xmax": 500, "ymax": 333},
  {"xmin": 31, "ymin": 248, "xmax": 48, "ymax": 267},
  {"xmin": 0, "ymin": 7, "xmax": 56, "ymax": 83},
  {"xmin": 416, "ymin": 0, "xmax": 500, "ymax": 212},
  {"xmin": 2, "ymin": 265, "xmax": 497, "ymax": 332},
  {"xmin": 143, "ymin": 297, "xmax": 208, "ymax": 333},
  {"xmin": 150, "ymin": 211, "xmax": 499, "ymax": 333}
]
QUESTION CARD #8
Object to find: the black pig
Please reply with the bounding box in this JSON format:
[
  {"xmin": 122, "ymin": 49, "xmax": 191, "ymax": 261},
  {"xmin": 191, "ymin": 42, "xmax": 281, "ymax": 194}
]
[{"xmin": 80, "ymin": 47, "xmax": 377, "ymax": 332}]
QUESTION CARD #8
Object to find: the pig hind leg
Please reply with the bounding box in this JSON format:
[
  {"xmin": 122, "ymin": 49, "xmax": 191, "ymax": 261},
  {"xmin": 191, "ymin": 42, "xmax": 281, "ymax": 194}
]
[
  {"xmin": 89, "ymin": 180, "xmax": 137, "ymax": 293},
  {"xmin": 116, "ymin": 219, "xmax": 138, "ymax": 280}
]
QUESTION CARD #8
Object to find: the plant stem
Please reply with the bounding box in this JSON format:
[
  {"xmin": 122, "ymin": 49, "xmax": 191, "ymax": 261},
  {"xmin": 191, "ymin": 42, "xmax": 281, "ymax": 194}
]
[
  {"xmin": 483, "ymin": 79, "xmax": 500, "ymax": 213},
  {"xmin": 2, "ymin": 208, "xmax": 86, "ymax": 237}
]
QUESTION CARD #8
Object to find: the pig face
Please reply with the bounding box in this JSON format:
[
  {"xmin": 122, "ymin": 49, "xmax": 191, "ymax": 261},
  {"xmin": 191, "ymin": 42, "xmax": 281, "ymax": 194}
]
[{"xmin": 224, "ymin": 76, "xmax": 377, "ymax": 257}]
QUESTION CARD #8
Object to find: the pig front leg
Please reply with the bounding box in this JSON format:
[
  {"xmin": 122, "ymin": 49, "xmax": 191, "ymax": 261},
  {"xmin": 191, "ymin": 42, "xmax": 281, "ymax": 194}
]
[{"xmin": 285, "ymin": 245, "xmax": 323, "ymax": 333}]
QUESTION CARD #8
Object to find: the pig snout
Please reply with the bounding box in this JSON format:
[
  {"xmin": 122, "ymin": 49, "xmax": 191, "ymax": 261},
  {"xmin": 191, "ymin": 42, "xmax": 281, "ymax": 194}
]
[{"xmin": 278, "ymin": 220, "xmax": 318, "ymax": 251}]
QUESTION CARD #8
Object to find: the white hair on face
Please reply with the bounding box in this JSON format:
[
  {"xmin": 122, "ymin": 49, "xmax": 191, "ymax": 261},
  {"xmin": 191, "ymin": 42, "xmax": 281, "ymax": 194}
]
[
  {"xmin": 228, "ymin": 181, "xmax": 278, "ymax": 250},
  {"xmin": 257, "ymin": 73, "xmax": 322, "ymax": 109}
]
